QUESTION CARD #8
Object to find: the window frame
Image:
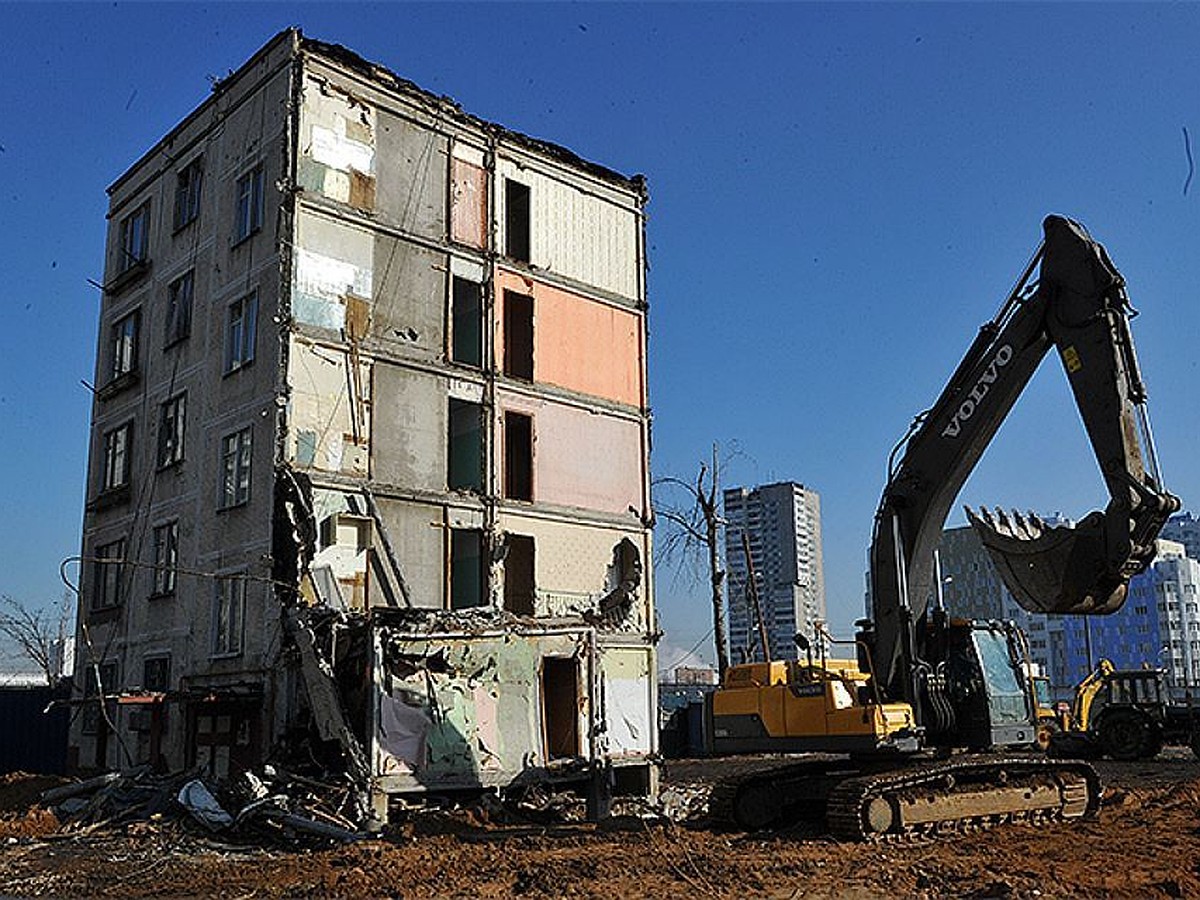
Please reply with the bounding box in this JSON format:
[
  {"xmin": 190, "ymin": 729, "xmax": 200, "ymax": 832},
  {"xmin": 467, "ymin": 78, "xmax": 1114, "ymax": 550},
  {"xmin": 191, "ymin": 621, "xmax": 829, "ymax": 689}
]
[
  {"xmin": 150, "ymin": 520, "xmax": 179, "ymax": 598},
  {"xmin": 157, "ymin": 392, "xmax": 186, "ymax": 469},
  {"xmin": 450, "ymin": 276, "xmax": 484, "ymax": 368},
  {"xmin": 173, "ymin": 157, "xmax": 203, "ymax": 232},
  {"xmin": 101, "ymin": 421, "xmax": 133, "ymax": 492},
  {"xmin": 212, "ymin": 574, "xmax": 247, "ymax": 658},
  {"xmin": 119, "ymin": 202, "xmax": 151, "ymax": 274},
  {"xmin": 234, "ymin": 165, "xmax": 265, "ymax": 244},
  {"xmin": 224, "ymin": 291, "xmax": 258, "ymax": 373},
  {"xmin": 164, "ymin": 269, "xmax": 194, "ymax": 347},
  {"xmin": 504, "ymin": 179, "xmax": 531, "ymax": 263},
  {"xmin": 219, "ymin": 426, "xmax": 253, "ymax": 509},
  {"xmin": 110, "ymin": 309, "xmax": 140, "ymax": 383},
  {"xmin": 92, "ymin": 538, "xmax": 126, "ymax": 611}
]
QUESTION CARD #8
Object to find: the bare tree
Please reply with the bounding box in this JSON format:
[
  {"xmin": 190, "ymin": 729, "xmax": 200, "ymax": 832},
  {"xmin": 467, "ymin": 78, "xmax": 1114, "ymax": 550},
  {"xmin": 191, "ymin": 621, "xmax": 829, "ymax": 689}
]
[
  {"xmin": 0, "ymin": 592, "xmax": 73, "ymax": 687},
  {"xmin": 655, "ymin": 443, "xmax": 731, "ymax": 680}
]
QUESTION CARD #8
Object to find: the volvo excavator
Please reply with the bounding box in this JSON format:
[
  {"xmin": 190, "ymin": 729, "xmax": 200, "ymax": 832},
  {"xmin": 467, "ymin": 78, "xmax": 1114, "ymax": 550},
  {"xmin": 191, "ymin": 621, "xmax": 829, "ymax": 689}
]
[{"xmin": 708, "ymin": 215, "xmax": 1180, "ymax": 840}]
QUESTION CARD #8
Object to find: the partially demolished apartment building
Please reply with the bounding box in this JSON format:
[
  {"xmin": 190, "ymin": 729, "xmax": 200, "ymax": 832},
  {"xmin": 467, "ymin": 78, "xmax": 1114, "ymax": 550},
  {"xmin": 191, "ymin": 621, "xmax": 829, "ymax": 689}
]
[{"xmin": 71, "ymin": 29, "xmax": 656, "ymax": 816}]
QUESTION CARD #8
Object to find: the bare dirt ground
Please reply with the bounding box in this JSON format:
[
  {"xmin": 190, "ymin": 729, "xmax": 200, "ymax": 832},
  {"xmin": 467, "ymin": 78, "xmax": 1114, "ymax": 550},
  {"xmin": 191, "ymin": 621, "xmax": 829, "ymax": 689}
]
[{"xmin": 1, "ymin": 753, "xmax": 1198, "ymax": 899}]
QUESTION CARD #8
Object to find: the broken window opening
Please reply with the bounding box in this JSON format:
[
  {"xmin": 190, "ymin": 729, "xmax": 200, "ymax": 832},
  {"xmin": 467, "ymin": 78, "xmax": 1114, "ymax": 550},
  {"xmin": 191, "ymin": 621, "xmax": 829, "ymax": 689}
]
[
  {"xmin": 157, "ymin": 392, "xmax": 186, "ymax": 469},
  {"xmin": 110, "ymin": 310, "xmax": 140, "ymax": 383},
  {"xmin": 119, "ymin": 203, "xmax": 150, "ymax": 273},
  {"xmin": 541, "ymin": 657, "xmax": 580, "ymax": 760},
  {"xmin": 450, "ymin": 528, "xmax": 485, "ymax": 610},
  {"xmin": 165, "ymin": 270, "xmax": 194, "ymax": 347},
  {"xmin": 234, "ymin": 164, "xmax": 264, "ymax": 243},
  {"xmin": 220, "ymin": 426, "xmax": 253, "ymax": 509},
  {"xmin": 101, "ymin": 421, "xmax": 133, "ymax": 492},
  {"xmin": 81, "ymin": 660, "xmax": 118, "ymax": 738},
  {"xmin": 151, "ymin": 521, "xmax": 179, "ymax": 597},
  {"xmin": 92, "ymin": 538, "xmax": 126, "ymax": 611},
  {"xmin": 212, "ymin": 575, "xmax": 246, "ymax": 657},
  {"xmin": 503, "ymin": 290, "xmax": 534, "ymax": 381},
  {"xmin": 174, "ymin": 157, "xmax": 203, "ymax": 231},
  {"xmin": 448, "ymin": 399, "xmax": 483, "ymax": 492},
  {"xmin": 504, "ymin": 411, "xmax": 533, "ymax": 502},
  {"xmin": 504, "ymin": 179, "xmax": 531, "ymax": 263},
  {"xmin": 451, "ymin": 276, "xmax": 483, "ymax": 368},
  {"xmin": 503, "ymin": 534, "xmax": 535, "ymax": 616},
  {"xmin": 224, "ymin": 290, "xmax": 258, "ymax": 373}
]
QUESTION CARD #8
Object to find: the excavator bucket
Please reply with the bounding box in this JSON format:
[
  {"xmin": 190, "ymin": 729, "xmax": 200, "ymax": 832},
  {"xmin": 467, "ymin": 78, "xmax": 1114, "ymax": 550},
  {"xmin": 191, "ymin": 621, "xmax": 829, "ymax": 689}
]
[{"xmin": 965, "ymin": 507, "xmax": 1127, "ymax": 615}]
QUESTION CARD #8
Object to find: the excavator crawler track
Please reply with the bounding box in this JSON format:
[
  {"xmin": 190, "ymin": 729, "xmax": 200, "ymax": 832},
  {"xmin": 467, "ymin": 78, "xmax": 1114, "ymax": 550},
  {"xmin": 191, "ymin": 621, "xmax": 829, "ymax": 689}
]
[{"xmin": 710, "ymin": 755, "xmax": 1101, "ymax": 842}]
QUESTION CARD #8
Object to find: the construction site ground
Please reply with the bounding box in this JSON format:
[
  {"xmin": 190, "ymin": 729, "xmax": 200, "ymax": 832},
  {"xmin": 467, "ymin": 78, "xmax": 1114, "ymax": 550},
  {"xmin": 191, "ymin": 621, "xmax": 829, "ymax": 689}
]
[{"xmin": 1, "ymin": 750, "xmax": 1197, "ymax": 899}]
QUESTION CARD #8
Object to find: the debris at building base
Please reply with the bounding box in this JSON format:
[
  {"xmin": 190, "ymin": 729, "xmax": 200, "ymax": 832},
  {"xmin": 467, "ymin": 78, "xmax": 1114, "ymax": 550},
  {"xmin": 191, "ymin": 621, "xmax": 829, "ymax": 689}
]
[{"xmin": 38, "ymin": 766, "xmax": 366, "ymax": 847}]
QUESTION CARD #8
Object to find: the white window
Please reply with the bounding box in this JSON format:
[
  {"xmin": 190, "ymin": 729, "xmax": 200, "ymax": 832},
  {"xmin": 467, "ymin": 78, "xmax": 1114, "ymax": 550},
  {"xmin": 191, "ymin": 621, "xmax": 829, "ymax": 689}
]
[
  {"xmin": 212, "ymin": 575, "xmax": 246, "ymax": 657},
  {"xmin": 151, "ymin": 521, "xmax": 179, "ymax": 596},
  {"xmin": 165, "ymin": 270, "xmax": 193, "ymax": 346},
  {"xmin": 111, "ymin": 310, "xmax": 139, "ymax": 381},
  {"xmin": 234, "ymin": 165, "xmax": 264, "ymax": 242},
  {"xmin": 220, "ymin": 427, "xmax": 252, "ymax": 508},
  {"xmin": 157, "ymin": 393, "xmax": 186, "ymax": 468},
  {"xmin": 224, "ymin": 291, "xmax": 257, "ymax": 372},
  {"xmin": 101, "ymin": 422, "xmax": 132, "ymax": 491},
  {"xmin": 119, "ymin": 203, "xmax": 150, "ymax": 272}
]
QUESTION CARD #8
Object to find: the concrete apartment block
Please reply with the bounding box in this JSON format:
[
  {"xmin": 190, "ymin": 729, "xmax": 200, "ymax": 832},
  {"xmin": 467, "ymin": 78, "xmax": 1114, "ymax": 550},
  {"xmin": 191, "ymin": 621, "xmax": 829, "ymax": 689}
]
[{"xmin": 72, "ymin": 30, "xmax": 655, "ymax": 814}]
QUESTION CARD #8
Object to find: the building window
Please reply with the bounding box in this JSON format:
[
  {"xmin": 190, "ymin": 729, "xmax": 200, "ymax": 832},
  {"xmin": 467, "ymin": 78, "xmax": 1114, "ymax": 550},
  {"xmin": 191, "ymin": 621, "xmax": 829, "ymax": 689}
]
[
  {"xmin": 212, "ymin": 576, "xmax": 246, "ymax": 657},
  {"xmin": 165, "ymin": 270, "xmax": 194, "ymax": 346},
  {"xmin": 503, "ymin": 290, "xmax": 534, "ymax": 380},
  {"xmin": 504, "ymin": 179, "xmax": 531, "ymax": 263},
  {"xmin": 81, "ymin": 660, "xmax": 118, "ymax": 734},
  {"xmin": 157, "ymin": 393, "xmax": 186, "ymax": 469},
  {"xmin": 143, "ymin": 655, "xmax": 171, "ymax": 693},
  {"xmin": 220, "ymin": 427, "xmax": 252, "ymax": 509},
  {"xmin": 119, "ymin": 203, "xmax": 150, "ymax": 273},
  {"xmin": 111, "ymin": 310, "xmax": 140, "ymax": 382},
  {"xmin": 504, "ymin": 534, "xmax": 536, "ymax": 616},
  {"xmin": 101, "ymin": 422, "xmax": 133, "ymax": 492},
  {"xmin": 174, "ymin": 158, "xmax": 203, "ymax": 231},
  {"xmin": 151, "ymin": 521, "xmax": 179, "ymax": 597},
  {"xmin": 448, "ymin": 399, "xmax": 483, "ymax": 492},
  {"xmin": 225, "ymin": 291, "xmax": 258, "ymax": 373},
  {"xmin": 93, "ymin": 538, "xmax": 126, "ymax": 610},
  {"xmin": 451, "ymin": 277, "xmax": 483, "ymax": 368},
  {"xmin": 450, "ymin": 529, "xmax": 485, "ymax": 609},
  {"xmin": 234, "ymin": 165, "xmax": 264, "ymax": 243},
  {"xmin": 504, "ymin": 411, "xmax": 533, "ymax": 502}
]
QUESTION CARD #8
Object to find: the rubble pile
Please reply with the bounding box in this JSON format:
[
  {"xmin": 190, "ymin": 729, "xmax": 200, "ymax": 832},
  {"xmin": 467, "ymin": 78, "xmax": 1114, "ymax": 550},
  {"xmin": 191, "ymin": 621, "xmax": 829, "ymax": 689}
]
[{"xmin": 36, "ymin": 766, "xmax": 365, "ymax": 847}]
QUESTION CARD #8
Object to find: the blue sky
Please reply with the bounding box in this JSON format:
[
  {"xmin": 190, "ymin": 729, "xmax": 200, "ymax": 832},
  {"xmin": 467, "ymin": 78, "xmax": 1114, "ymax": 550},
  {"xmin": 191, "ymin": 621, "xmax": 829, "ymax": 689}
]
[{"xmin": 1, "ymin": 3, "xmax": 1197, "ymax": 671}]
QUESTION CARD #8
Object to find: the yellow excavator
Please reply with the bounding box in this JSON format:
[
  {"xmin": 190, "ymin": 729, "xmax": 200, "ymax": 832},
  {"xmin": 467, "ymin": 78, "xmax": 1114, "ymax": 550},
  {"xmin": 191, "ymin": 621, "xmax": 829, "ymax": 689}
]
[
  {"xmin": 1047, "ymin": 659, "xmax": 1200, "ymax": 760},
  {"xmin": 707, "ymin": 216, "xmax": 1179, "ymax": 840}
]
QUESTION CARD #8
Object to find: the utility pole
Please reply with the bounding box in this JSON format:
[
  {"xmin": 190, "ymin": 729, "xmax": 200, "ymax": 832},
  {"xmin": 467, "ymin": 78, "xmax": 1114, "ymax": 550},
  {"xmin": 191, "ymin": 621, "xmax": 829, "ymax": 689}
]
[{"xmin": 741, "ymin": 530, "xmax": 770, "ymax": 663}]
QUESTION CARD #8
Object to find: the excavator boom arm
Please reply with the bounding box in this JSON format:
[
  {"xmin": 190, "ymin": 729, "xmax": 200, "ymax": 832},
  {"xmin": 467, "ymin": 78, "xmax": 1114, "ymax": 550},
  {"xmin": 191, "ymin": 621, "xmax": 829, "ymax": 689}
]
[{"xmin": 868, "ymin": 216, "xmax": 1178, "ymax": 705}]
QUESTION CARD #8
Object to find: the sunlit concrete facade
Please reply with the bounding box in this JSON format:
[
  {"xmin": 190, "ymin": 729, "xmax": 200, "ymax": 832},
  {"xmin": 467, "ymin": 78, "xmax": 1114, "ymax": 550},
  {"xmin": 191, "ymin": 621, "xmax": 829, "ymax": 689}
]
[{"xmin": 71, "ymin": 31, "xmax": 655, "ymax": 803}]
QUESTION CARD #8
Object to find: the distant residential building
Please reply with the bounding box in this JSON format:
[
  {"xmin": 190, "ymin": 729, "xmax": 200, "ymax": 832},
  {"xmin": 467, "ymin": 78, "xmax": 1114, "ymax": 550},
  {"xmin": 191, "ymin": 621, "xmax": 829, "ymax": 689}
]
[
  {"xmin": 937, "ymin": 521, "xmax": 1200, "ymax": 700},
  {"xmin": 936, "ymin": 524, "xmax": 1051, "ymax": 675},
  {"xmin": 672, "ymin": 666, "xmax": 718, "ymax": 686},
  {"xmin": 1161, "ymin": 512, "xmax": 1200, "ymax": 562},
  {"xmin": 723, "ymin": 482, "xmax": 825, "ymax": 662},
  {"xmin": 1048, "ymin": 539, "xmax": 1200, "ymax": 697}
]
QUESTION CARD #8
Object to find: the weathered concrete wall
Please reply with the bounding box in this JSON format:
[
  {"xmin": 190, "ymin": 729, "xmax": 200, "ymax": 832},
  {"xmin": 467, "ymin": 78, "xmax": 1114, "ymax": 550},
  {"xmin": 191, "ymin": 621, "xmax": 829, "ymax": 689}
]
[
  {"xmin": 287, "ymin": 337, "xmax": 371, "ymax": 476},
  {"xmin": 375, "ymin": 630, "xmax": 591, "ymax": 788},
  {"xmin": 372, "ymin": 235, "xmax": 447, "ymax": 360},
  {"xmin": 74, "ymin": 31, "xmax": 297, "ymax": 772},
  {"xmin": 371, "ymin": 364, "xmax": 447, "ymax": 492},
  {"xmin": 498, "ymin": 390, "xmax": 644, "ymax": 517},
  {"xmin": 598, "ymin": 646, "xmax": 655, "ymax": 756},
  {"xmin": 497, "ymin": 512, "xmax": 651, "ymax": 628},
  {"xmin": 495, "ymin": 155, "xmax": 640, "ymax": 302},
  {"xmin": 375, "ymin": 107, "xmax": 448, "ymax": 240},
  {"xmin": 495, "ymin": 270, "xmax": 644, "ymax": 408}
]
